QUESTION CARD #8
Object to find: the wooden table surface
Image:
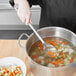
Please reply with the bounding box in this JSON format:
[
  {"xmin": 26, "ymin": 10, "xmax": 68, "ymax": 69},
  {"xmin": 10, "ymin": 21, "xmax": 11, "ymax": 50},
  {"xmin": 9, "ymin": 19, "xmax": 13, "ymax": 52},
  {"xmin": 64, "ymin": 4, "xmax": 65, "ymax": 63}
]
[{"xmin": 0, "ymin": 40, "xmax": 33, "ymax": 76}]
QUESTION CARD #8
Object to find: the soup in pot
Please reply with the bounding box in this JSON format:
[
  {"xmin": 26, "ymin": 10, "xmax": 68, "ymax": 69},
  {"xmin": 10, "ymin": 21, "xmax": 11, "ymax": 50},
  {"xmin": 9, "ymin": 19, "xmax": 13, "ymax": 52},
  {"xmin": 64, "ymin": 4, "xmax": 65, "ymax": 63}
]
[{"xmin": 29, "ymin": 37, "xmax": 76, "ymax": 68}]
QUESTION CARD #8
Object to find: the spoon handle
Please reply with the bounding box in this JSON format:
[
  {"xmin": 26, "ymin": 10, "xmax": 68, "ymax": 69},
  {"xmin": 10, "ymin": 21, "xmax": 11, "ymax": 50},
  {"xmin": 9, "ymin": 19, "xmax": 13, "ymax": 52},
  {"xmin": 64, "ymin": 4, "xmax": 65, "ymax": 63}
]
[{"xmin": 29, "ymin": 24, "xmax": 45, "ymax": 44}]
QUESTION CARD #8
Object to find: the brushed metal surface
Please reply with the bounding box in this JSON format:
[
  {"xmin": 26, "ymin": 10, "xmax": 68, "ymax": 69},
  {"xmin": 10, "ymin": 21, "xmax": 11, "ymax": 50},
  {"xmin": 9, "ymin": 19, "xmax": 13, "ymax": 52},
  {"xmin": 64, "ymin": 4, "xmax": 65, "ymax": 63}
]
[
  {"xmin": 0, "ymin": 9, "xmax": 40, "ymax": 30},
  {"xmin": 0, "ymin": 30, "xmax": 33, "ymax": 39},
  {"xmin": 0, "ymin": 0, "xmax": 41, "ymax": 30},
  {"xmin": 25, "ymin": 27, "xmax": 76, "ymax": 76},
  {"xmin": 0, "ymin": 0, "xmax": 9, "ymax": 3}
]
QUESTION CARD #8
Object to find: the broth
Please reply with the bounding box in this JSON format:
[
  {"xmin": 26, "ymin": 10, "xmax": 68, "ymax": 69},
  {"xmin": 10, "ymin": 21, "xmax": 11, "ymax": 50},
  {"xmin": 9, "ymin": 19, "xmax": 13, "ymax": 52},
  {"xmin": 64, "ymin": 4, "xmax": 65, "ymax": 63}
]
[{"xmin": 29, "ymin": 37, "xmax": 76, "ymax": 68}]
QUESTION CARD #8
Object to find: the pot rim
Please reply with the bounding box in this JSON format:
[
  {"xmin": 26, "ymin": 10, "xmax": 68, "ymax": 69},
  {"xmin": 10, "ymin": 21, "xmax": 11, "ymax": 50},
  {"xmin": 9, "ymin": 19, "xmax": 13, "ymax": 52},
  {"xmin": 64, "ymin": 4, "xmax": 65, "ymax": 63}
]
[{"xmin": 26, "ymin": 26, "xmax": 76, "ymax": 69}]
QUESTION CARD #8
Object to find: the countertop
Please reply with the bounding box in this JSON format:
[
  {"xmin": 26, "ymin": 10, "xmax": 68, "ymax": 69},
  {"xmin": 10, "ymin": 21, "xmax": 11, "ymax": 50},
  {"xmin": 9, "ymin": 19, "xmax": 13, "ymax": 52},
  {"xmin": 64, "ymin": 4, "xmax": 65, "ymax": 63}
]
[{"xmin": 0, "ymin": 40, "xmax": 33, "ymax": 76}]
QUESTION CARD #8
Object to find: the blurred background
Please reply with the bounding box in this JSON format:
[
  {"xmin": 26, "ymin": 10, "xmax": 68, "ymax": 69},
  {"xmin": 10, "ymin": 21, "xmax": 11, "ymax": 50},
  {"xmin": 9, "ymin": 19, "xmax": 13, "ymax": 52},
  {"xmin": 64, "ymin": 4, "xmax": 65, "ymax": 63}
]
[{"xmin": 0, "ymin": 0, "xmax": 41, "ymax": 39}]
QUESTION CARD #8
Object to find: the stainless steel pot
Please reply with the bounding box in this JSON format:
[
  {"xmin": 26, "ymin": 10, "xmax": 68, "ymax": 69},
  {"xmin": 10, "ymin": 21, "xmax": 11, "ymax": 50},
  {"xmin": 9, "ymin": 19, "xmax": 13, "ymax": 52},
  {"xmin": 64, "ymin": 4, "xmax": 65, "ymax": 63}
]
[{"xmin": 18, "ymin": 27, "xmax": 76, "ymax": 76}]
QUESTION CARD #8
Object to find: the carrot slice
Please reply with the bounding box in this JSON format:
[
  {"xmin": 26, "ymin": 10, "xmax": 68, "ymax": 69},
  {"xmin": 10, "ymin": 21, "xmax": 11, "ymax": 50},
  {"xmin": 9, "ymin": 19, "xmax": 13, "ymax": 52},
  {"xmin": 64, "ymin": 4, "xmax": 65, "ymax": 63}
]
[
  {"xmin": 2, "ymin": 67, "xmax": 5, "ymax": 70},
  {"xmin": 51, "ymin": 53, "xmax": 56, "ymax": 58},
  {"xmin": 50, "ymin": 41, "xmax": 57, "ymax": 46},
  {"xmin": 60, "ymin": 51, "xmax": 64, "ymax": 55},
  {"xmin": 36, "ymin": 60, "xmax": 41, "ymax": 64},
  {"xmin": 16, "ymin": 66, "xmax": 21, "ymax": 69},
  {"xmin": 60, "ymin": 51, "xmax": 64, "ymax": 57},
  {"xmin": 1, "ymin": 73, "xmax": 4, "ymax": 76},
  {"xmin": 10, "ymin": 72, "xmax": 15, "ymax": 76},
  {"xmin": 47, "ymin": 51, "xmax": 51, "ymax": 55},
  {"xmin": 49, "ymin": 61, "xmax": 52, "ymax": 63},
  {"xmin": 56, "ymin": 46, "xmax": 61, "ymax": 50},
  {"xmin": 46, "ymin": 40, "xmax": 51, "ymax": 43},
  {"xmin": 61, "ymin": 64, "xmax": 64, "ymax": 67},
  {"xmin": 32, "ymin": 55, "xmax": 39, "ymax": 59},
  {"xmin": 18, "ymin": 71, "xmax": 22, "ymax": 74},
  {"xmin": 3, "ymin": 68, "xmax": 8, "ymax": 73},
  {"xmin": 54, "ymin": 61, "xmax": 58, "ymax": 65},
  {"xmin": 57, "ymin": 59, "xmax": 60, "ymax": 62},
  {"xmin": 70, "ymin": 58, "xmax": 74, "ymax": 63},
  {"xmin": 64, "ymin": 42, "xmax": 68, "ymax": 45},
  {"xmin": 59, "ymin": 61, "xmax": 64, "ymax": 64}
]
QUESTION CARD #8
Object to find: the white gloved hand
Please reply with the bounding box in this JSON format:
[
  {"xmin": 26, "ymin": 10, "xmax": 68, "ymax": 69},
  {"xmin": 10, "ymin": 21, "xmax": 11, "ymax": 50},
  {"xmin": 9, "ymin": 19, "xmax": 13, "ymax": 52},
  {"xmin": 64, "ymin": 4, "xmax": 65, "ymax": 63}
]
[{"xmin": 14, "ymin": 0, "xmax": 32, "ymax": 25}]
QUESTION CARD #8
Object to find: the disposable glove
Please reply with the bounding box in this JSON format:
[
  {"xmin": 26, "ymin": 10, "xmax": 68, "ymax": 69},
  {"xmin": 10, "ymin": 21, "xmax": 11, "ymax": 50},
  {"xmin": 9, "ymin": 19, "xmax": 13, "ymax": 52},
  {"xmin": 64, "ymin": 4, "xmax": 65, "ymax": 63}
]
[{"xmin": 14, "ymin": 0, "xmax": 32, "ymax": 25}]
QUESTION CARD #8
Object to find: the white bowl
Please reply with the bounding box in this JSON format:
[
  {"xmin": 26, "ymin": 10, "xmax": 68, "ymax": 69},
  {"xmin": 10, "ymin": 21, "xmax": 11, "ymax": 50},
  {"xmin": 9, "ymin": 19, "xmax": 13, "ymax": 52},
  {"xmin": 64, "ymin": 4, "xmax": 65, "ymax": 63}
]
[{"xmin": 0, "ymin": 57, "xmax": 27, "ymax": 76}]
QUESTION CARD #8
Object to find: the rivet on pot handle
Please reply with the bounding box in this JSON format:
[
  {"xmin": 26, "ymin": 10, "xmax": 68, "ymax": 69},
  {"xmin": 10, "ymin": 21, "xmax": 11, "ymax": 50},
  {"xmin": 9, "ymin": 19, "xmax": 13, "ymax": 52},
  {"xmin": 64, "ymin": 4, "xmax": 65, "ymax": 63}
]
[{"xmin": 18, "ymin": 33, "xmax": 29, "ymax": 49}]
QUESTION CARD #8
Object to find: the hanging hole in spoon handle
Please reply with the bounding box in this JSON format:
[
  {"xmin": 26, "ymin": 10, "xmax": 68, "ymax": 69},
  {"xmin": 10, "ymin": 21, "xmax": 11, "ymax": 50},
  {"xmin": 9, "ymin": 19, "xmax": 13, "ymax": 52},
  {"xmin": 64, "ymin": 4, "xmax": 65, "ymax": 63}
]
[{"xmin": 29, "ymin": 24, "xmax": 45, "ymax": 44}]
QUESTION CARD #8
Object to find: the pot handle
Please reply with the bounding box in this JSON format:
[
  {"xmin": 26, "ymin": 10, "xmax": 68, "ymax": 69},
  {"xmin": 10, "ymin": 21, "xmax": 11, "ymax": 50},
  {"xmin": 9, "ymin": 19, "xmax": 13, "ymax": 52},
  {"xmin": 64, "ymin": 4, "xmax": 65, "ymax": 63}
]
[{"xmin": 18, "ymin": 33, "xmax": 29, "ymax": 49}]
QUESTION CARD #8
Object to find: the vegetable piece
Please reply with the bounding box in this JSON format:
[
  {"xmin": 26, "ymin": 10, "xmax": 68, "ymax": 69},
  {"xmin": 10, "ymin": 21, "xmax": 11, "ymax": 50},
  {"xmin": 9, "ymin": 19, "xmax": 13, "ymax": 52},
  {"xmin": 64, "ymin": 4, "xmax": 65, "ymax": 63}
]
[
  {"xmin": 59, "ymin": 61, "xmax": 64, "ymax": 64},
  {"xmin": 55, "ymin": 40, "xmax": 62, "ymax": 44},
  {"xmin": 57, "ymin": 56, "xmax": 61, "ymax": 59},
  {"xmin": 54, "ymin": 61, "xmax": 58, "ymax": 65},
  {"xmin": 70, "ymin": 58, "xmax": 74, "ymax": 63},
  {"xmin": 38, "ymin": 43, "xmax": 43, "ymax": 51},
  {"xmin": 56, "ymin": 47, "xmax": 60, "ymax": 50},
  {"xmin": 50, "ymin": 41, "xmax": 57, "ymax": 46},
  {"xmin": 10, "ymin": 72, "xmax": 15, "ymax": 76},
  {"xmin": 1, "ymin": 73, "xmax": 4, "ymax": 76},
  {"xmin": 60, "ymin": 51, "xmax": 64, "ymax": 57},
  {"xmin": 56, "ymin": 46, "xmax": 62, "ymax": 50},
  {"xmin": 55, "ymin": 64, "xmax": 59, "ymax": 67},
  {"xmin": 46, "ymin": 40, "xmax": 51, "ymax": 43},
  {"xmin": 64, "ymin": 42, "xmax": 68, "ymax": 45},
  {"xmin": 5, "ymin": 69, "xmax": 9, "ymax": 73},
  {"xmin": 61, "ymin": 64, "xmax": 64, "ymax": 67},
  {"xmin": 17, "ymin": 71, "xmax": 22, "ymax": 74},
  {"xmin": 49, "ymin": 61, "xmax": 52, "ymax": 64},
  {"xmin": 51, "ymin": 53, "xmax": 56, "ymax": 58},
  {"xmin": 2, "ymin": 67, "xmax": 5, "ymax": 70},
  {"xmin": 47, "ymin": 51, "xmax": 51, "ymax": 55},
  {"xmin": 46, "ymin": 40, "xmax": 57, "ymax": 46},
  {"xmin": 60, "ymin": 51, "xmax": 64, "ymax": 55},
  {"xmin": 31, "ymin": 55, "xmax": 39, "ymax": 59}
]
